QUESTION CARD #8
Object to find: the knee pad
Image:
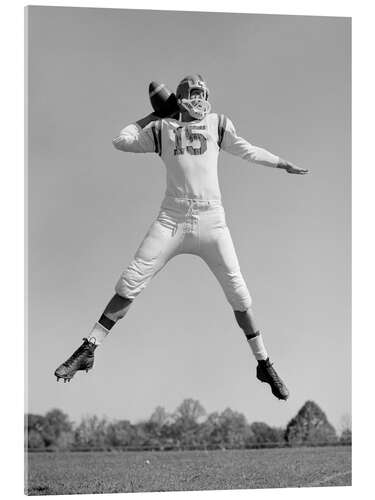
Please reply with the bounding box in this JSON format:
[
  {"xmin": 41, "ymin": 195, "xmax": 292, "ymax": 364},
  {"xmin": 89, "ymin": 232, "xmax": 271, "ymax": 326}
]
[
  {"xmin": 115, "ymin": 257, "xmax": 156, "ymax": 300},
  {"xmin": 223, "ymin": 271, "xmax": 252, "ymax": 311}
]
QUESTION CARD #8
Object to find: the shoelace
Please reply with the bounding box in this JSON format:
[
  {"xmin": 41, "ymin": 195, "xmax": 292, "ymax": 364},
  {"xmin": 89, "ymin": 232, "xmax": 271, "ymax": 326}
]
[
  {"xmin": 264, "ymin": 362, "xmax": 284, "ymax": 387},
  {"xmin": 63, "ymin": 338, "xmax": 92, "ymax": 367}
]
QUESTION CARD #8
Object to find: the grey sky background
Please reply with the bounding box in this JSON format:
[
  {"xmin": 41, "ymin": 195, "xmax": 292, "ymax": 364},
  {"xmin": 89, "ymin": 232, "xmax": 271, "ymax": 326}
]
[{"xmin": 27, "ymin": 6, "xmax": 350, "ymax": 430}]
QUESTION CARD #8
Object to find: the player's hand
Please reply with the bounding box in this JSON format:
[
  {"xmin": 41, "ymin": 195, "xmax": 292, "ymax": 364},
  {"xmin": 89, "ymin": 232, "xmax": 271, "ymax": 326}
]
[
  {"xmin": 136, "ymin": 112, "xmax": 160, "ymax": 129},
  {"xmin": 278, "ymin": 160, "xmax": 309, "ymax": 175},
  {"xmin": 285, "ymin": 163, "xmax": 309, "ymax": 174},
  {"xmin": 149, "ymin": 81, "xmax": 180, "ymax": 119}
]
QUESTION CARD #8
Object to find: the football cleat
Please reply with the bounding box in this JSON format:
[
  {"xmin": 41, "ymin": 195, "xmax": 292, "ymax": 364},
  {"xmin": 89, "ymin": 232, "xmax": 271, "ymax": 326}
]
[
  {"xmin": 256, "ymin": 358, "xmax": 289, "ymax": 401},
  {"xmin": 54, "ymin": 338, "xmax": 97, "ymax": 382}
]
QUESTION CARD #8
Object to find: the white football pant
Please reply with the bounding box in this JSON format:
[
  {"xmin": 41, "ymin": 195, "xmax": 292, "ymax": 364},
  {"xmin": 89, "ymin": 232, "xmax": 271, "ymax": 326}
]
[{"xmin": 115, "ymin": 197, "xmax": 252, "ymax": 312}]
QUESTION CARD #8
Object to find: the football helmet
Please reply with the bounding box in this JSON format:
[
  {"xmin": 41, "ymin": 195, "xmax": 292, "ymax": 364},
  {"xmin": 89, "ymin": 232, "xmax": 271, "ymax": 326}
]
[{"xmin": 176, "ymin": 74, "xmax": 211, "ymax": 119}]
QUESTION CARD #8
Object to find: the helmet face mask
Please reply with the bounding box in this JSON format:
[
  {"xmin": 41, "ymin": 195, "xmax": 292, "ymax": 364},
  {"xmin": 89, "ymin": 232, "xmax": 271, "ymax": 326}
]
[{"xmin": 176, "ymin": 75, "xmax": 211, "ymax": 120}]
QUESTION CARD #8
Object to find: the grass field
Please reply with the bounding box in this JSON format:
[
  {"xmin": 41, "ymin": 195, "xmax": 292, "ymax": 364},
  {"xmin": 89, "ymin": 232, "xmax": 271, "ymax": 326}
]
[{"xmin": 26, "ymin": 446, "xmax": 351, "ymax": 495}]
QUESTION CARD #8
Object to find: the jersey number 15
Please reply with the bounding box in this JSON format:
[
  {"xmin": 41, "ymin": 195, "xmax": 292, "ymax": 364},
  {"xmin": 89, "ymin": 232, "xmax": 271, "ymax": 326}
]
[{"xmin": 173, "ymin": 126, "xmax": 207, "ymax": 156}]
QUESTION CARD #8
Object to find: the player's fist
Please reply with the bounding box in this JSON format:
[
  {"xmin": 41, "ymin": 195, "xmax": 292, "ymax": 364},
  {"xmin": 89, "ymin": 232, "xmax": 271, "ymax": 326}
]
[{"xmin": 149, "ymin": 81, "xmax": 179, "ymax": 118}]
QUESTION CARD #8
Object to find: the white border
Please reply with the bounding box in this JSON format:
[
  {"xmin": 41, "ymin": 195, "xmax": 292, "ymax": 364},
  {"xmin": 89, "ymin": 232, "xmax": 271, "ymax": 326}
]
[{"xmin": 2, "ymin": 0, "xmax": 373, "ymax": 499}]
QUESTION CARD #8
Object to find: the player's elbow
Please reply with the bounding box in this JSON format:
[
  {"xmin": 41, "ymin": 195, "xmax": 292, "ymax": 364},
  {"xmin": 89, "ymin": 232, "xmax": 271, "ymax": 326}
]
[{"xmin": 112, "ymin": 135, "xmax": 131, "ymax": 152}]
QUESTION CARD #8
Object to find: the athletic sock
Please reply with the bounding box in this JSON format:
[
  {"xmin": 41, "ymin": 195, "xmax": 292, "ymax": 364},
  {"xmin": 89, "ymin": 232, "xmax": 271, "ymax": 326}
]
[
  {"xmin": 246, "ymin": 332, "xmax": 268, "ymax": 361},
  {"xmin": 87, "ymin": 322, "xmax": 110, "ymax": 346},
  {"xmin": 98, "ymin": 313, "xmax": 116, "ymax": 330}
]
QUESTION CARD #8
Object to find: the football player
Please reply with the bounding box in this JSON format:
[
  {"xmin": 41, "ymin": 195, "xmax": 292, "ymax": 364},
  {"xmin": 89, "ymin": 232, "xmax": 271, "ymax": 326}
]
[{"xmin": 55, "ymin": 75, "xmax": 308, "ymax": 400}]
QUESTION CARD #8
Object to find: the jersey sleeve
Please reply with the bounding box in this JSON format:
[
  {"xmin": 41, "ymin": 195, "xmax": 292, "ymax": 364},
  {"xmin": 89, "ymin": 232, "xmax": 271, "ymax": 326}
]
[
  {"xmin": 218, "ymin": 115, "xmax": 280, "ymax": 168},
  {"xmin": 112, "ymin": 121, "xmax": 162, "ymax": 155}
]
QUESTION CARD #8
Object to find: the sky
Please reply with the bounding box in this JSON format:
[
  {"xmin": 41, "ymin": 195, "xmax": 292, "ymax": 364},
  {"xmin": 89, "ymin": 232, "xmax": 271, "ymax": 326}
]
[{"xmin": 26, "ymin": 6, "xmax": 351, "ymax": 431}]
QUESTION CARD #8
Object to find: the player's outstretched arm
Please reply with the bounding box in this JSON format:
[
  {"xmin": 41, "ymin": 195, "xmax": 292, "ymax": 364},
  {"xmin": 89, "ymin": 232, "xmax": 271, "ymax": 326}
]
[
  {"xmin": 276, "ymin": 158, "xmax": 309, "ymax": 175},
  {"xmin": 219, "ymin": 115, "xmax": 309, "ymax": 174}
]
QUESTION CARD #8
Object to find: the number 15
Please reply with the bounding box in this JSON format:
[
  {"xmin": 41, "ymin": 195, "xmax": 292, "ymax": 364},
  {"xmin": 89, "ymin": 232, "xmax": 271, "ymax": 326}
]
[{"xmin": 174, "ymin": 126, "xmax": 207, "ymax": 156}]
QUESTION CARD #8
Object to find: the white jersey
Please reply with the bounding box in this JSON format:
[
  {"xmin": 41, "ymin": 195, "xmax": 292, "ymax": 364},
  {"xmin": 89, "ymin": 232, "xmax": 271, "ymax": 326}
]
[{"xmin": 113, "ymin": 113, "xmax": 280, "ymax": 200}]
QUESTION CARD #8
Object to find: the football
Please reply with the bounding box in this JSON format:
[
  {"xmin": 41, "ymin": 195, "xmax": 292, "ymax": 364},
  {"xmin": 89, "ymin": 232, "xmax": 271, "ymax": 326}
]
[{"xmin": 149, "ymin": 81, "xmax": 179, "ymax": 118}]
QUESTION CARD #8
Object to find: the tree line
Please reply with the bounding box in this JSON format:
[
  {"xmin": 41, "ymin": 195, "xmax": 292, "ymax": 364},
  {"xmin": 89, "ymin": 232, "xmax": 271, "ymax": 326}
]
[{"xmin": 26, "ymin": 399, "xmax": 351, "ymax": 451}]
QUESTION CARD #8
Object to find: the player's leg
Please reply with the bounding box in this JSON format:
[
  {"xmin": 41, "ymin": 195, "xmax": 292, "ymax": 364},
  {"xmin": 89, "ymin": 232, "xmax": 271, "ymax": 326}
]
[
  {"xmin": 232, "ymin": 307, "xmax": 288, "ymax": 398},
  {"xmin": 54, "ymin": 295, "xmax": 135, "ymax": 382},
  {"xmin": 84, "ymin": 293, "xmax": 133, "ymax": 346},
  {"xmin": 199, "ymin": 228, "xmax": 268, "ymax": 360},
  {"xmin": 199, "ymin": 219, "xmax": 289, "ymax": 400},
  {"xmin": 233, "ymin": 308, "xmax": 267, "ymax": 359},
  {"xmin": 54, "ymin": 217, "xmax": 180, "ymax": 382}
]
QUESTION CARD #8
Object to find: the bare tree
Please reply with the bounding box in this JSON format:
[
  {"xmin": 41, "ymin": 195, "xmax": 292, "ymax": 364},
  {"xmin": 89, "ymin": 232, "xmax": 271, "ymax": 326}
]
[
  {"xmin": 150, "ymin": 406, "xmax": 170, "ymax": 426},
  {"xmin": 173, "ymin": 398, "xmax": 206, "ymax": 425}
]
